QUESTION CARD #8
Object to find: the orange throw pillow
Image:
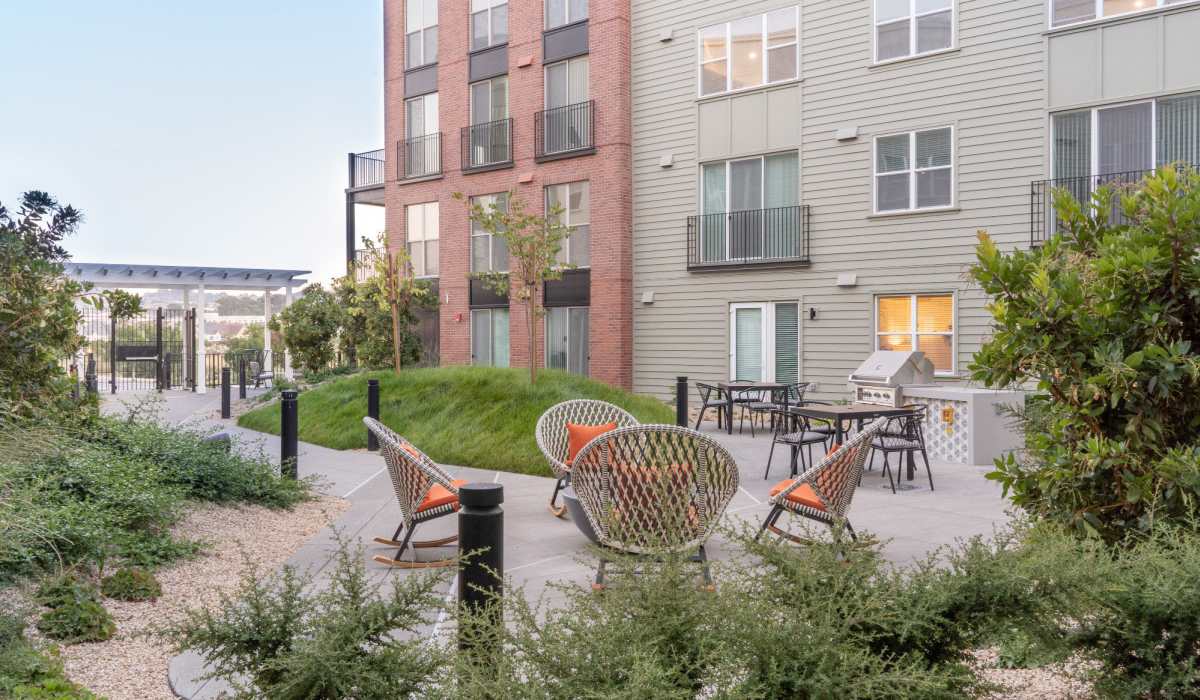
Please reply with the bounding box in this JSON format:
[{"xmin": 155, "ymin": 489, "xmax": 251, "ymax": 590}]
[{"xmin": 566, "ymin": 422, "xmax": 618, "ymax": 465}]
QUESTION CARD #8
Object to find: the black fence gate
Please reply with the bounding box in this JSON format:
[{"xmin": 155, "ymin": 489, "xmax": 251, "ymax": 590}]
[{"xmin": 77, "ymin": 307, "xmax": 197, "ymax": 393}]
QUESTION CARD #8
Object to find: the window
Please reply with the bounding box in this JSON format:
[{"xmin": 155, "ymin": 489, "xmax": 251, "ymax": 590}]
[
  {"xmin": 471, "ymin": 308, "xmax": 510, "ymax": 367},
  {"xmin": 700, "ymin": 152, "xmax": 800, "ymax": 262},
  {"xmin": 875, "ymin": 0, "xmax": 954, "ymax": 63},
  {"xmin": 699, "ymin": 7, "xmax": 799, "ymax": 97},
  {"xmin": 405, "ymin": 93, "xmax": 438, "ymax": 140},
  {"xmin": 1052, "ymin": 95, "xmax": 1200, "ymax": 181},
  {"xmin": 405, "ymin": 203, "xmax": 439, "ymax": 277},
  {"xmin": 471, "ymin": 0, "xmax": 508, "ymax": 51},
  {"xmin": 470, "ymin": 193, "xmax": 509, "ymax": 273},
  {"xmin": 546, "ymin": 181, "xmax": 590, "ymax": 267},
  {"xmin": 546, "ymin": 0, "xmax": 587, "ymax": 30},
  {"xmin": 467, "ymin": 77, "xmax": 510, "ymax": 167},
  {"xmin": 545, "ymin": 56, "xmax": 588, "ymax": 110},
  {"xmin": 543, "ymin": 57, "xmax": 590, "ymax": 154},
  {"xmin": 406, "ymin": 0, "xmax": 438, "ymax": 69},
  {"xmin": 730, "ymin": 302, "xmax": 800, "ymax": 383},
  {"xmin": 1050, "ymin": 0, "xmax": 1198, "ymax": 29},
  {"xmin": 546, "ymin": 307, "xmax": 589, "ymax": 375},
  {"xmin": 876, "ymin": 294, "xmax": 954, "ymax": 374},
  {"xmin": 470, "ymin": 76, "xmax": 509, "ymax": 125},
  {"xmin": 874, "ymin": 126, "xmax": 953, "ymax": 213}
]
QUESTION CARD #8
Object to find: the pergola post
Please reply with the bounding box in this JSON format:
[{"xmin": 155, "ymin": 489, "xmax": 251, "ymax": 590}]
[
  {"xmin": 262, "ymin": 289, "xmax": 272, "ymax": 363},
  {"xmin": 283, "ymin": 285, "xmax": 294, "ymax": 380},
  {"xmin": 196, "ymin": 283, "xmax": 207, "ymax": 394}
]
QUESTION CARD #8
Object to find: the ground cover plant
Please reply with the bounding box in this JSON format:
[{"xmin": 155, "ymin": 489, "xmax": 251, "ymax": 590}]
[
  {"xmin": 0, "ymin": 607, "xmax": 96, "ymax": 699},
  {"xmin": 237, "ymin": 366, "xmax": 675, "ymax": 476}
]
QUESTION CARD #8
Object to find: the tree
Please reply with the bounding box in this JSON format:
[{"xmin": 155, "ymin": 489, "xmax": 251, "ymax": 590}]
[
  {"xmin": 455, "ymin": 192, "xmax": 572, "ymax": 383},
  {"xmin": 333, "ymin": 240, "xmax": 431, "ymax": 371},
  {"xmin": 0, "ymin": 191, "xmax": 140, "ymax": 411},
  {"xmin": 269, "ymin": 284, "xmax": 342, "ymax": 375},
  {"xmin": 970, "ymin": 165, "xmax": 1200, "ymax": 541}
]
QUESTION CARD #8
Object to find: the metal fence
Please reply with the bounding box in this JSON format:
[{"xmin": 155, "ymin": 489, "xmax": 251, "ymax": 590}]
[
  {"xmin": 461, "ymin": 118, "xmax": 513, "ymax": 171},
  {"xmin": 686, "ymin": 205, "xmax": 811, "ymax": 270},
  {"xmin": 399, "ymin": 133, "xmax": 442, "ymax": 179},
  {"xmin": 75, "ymin": 306, "xmax": 196, "ymax": 393},
  {"xmin": 536, "ymin": 100, "xmax": 595, "ymax": 160},
  {"xmin": 349, "ymin": 149, "xmax": 386, "ymax": 188}
]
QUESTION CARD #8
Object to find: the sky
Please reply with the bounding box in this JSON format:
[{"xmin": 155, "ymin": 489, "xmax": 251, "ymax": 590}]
[{"xmin": 0, "ymin": 0, "xmax": 385, "ymax": 285}]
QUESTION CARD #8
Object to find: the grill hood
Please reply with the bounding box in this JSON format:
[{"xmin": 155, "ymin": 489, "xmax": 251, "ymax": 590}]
[{"xmin": 848, "ymin": 350, "xmax": 936, "ymax": 387}]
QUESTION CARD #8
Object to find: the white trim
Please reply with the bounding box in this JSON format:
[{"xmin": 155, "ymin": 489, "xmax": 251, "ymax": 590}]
[
  {"xmin": 873, "ymin": 292, "xmax": 957, "ymax": 376},
  {"xmin": 544, "ymin": 305, "xmax": 590, "ymax": 376},
  {"xmin": 405, "ymin": 0, "xmax": 438, "ymax": 68},
  {"xmin": 697, "ymin": 150, "xmax": 801, "ymax": 262},
  {"xmin": 697, "ymin": 6, "xmax": 800, "ymax": 99},
  {"xmin": 544, "ymin": 55, "xmax": 589, "ymax": 110},
  {"xmin": 872, "ymin": 0, "xmax": 956, "ymax": 65},
  {"xmin": 872, "ymin": 125, "xmax": 955, "ymax": 215},
  {"xmin": 545, "ymin": 0, "xmax": 587, "ymax": 31},
  {"xmin": 728, "ymin": 301, "xmax": 800, "ymax": 383},
  {"xmin": 470, "ymin": 0, "xmax": 508, "ymax": 51},
  {"xmin": 1051, "ymin": 98, "xmax": 1161, "ymax": 180},
  {"xmin": 546, "ymin": 181, "xmax": 590, "ymax": 268},
  {"xmin": 1048, "ymin": 0, "xmax": 1200, "ymax": 30},
  {"xmin": 469, "ymin": 193, "xmax": 509, "ymax": 274}
]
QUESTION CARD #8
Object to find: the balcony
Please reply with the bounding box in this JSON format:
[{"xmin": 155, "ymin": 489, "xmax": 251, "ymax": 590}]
[
  {"xmin": 348, "ymin": 149, "xmax": 386, "ymax": 189},
  {"xmin": 461, "ymin": 118, "xmax": 514, "ymax": 172},
  {"xmin": 352, "ymin": 248, "xmax": 378, "ymax": 283},
  {"xmin": 399, "ymin": 133, "xmax": 442, "ymax": 180},
  {"xmin": 1030, "ymin": 167, "xmax": 1188, "ymax": 246},
  {"xmin": 686, "ymin": 205, "xmax": 811, "ymax": 271},
  {"xmin": 535, "ymin": 100, "xmax": 595, "ymax": 161}
]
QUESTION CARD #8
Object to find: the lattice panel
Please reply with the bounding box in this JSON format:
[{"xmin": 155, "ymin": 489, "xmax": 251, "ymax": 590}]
[{"xmin": 908, "ymin": 397, "xmax": 969, "ymax": 464}]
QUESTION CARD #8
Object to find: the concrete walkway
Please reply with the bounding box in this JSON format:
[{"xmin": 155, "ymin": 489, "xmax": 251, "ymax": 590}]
[{"xmin": 104, "ymin": 391, "xmax": 1011, "ymax": 698}]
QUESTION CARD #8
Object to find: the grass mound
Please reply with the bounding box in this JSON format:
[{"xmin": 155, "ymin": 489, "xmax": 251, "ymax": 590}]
[{"xmin": 237, "ymin": 367, "xmax": 674, "ymax": 476}]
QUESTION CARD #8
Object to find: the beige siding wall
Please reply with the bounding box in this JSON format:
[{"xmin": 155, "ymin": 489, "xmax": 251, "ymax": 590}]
[
  {"xmin": 1048, "ymin": 7, "xmax": 1200, "ymax": 110},
  {"xmin": 631, "ymin": 0, "xmax": 1048, "ymax": 400}
]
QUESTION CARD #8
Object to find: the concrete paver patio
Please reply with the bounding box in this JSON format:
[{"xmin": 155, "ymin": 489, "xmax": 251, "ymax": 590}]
[{"xmin": 104, "ymin": 391, "xmax": 1011, "ymax": 698}]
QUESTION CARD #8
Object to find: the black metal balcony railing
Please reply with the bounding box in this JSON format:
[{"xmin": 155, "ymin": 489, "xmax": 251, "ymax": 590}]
[
  {"xmin": 461, "ymin": 118, "xmax": 514, "ymax": 171},
  {"xmin": 349, "ymin": 149, "xmax": 386, "ymax": 188},
  {"xmin": 353, "ymin": 248, "xmax": 378, "ymax": 283},
  {"xmin": 535, "ymin": 100, "xmax": 595, "ymax": 161},
  {"xmin": 686, "ymin": 205, "xmax": 811, "ymax": 270},
  {"xmin": 399, "ymin": 132, "xmax": 442, "ymax": 180}
]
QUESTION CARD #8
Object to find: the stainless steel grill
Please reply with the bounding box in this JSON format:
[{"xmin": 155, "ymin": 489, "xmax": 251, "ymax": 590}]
[{"xmin": 848, "ymin": 351, "xmax": 935, "ymax": 407}]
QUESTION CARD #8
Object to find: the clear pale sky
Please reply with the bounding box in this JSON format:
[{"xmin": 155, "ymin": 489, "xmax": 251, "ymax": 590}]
[{"xmin": 0, "ymin": 1, "xmax": 384, "ymax": 284}]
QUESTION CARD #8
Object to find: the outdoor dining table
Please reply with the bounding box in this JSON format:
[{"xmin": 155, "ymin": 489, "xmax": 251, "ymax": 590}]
[
  {"xmin": 787, "ymin": 403, "xmax": 921, "ymax": 482},
  {"xmin": 716, "ymin": 381, "xmax": 790, "ymax": 435}
]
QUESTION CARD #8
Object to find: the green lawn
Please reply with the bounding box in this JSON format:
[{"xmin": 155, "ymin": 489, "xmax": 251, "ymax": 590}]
[{"xmin": 238, "ymin": 366, "xmax": 674, "ymax": 476}]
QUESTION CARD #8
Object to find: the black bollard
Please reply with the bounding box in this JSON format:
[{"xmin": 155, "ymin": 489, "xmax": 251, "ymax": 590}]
[
  {"xmin": 220, "ymin": 367, "xmax": 231, "ymax": 419},
  {"xmin": 238, "ymin": 356, "xmax": 247, "ymax": 399},
  {"xmin": 366, "ymin": 379, "xmax": 380, "ymax": 451},
  {"xmin": 85, "ymin": 354, "xmax": 97, "ymax": 396},
  {"xmin": 458, "ymin": 483, "xmax": 504, "ymax": 652},
  {"xmin": 675, "ymin": 376, "xmax": 689, "ymax": 427},
  {"xmin": 280, "ymin": 389, "xmax": 299, "ymax": 479}
]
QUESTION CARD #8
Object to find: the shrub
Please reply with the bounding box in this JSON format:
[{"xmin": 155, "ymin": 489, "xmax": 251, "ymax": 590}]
[
  {"xmin": 100, "ymin": 568, "xmax": 161, "ymax": 602},
  {"xmin": 34, "ymin": 577, "xmax": 114, "ymax": 644},
  {"xmin": 0, "ymin": 608, "xmax": 96, "ymax": 699},
  {"xmin": 970, "ymin": 165, "xmax": 1200, "ymax": 540},
  {"xmin": 269, "ymin": 284, "xmax": 342, "ymax": 375}
]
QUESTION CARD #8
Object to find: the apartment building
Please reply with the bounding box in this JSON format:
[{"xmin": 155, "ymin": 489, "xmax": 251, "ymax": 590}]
[
  {"xmin": 366, "ymin": 0, "xmax": 633, "ymax": 388},
  {"xmin": 629, "ymin": 0, "xmax": 1200, "ymax": 400}
]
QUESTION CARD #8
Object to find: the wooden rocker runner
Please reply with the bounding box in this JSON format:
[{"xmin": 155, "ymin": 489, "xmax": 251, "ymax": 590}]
[{"xmin": 364, "ymin": 417, "xmax": 465, "ymax": 568}]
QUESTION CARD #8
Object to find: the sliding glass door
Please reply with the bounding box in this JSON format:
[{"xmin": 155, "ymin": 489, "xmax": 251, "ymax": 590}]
[{"xmin": 700, "ymin": 152, "xmax": 799, "ymax": 263}]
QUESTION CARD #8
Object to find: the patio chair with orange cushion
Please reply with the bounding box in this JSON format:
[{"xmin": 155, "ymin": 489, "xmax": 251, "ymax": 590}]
[
  {"xmin": 535, "ymin": 399, "xmax": 639, "ymax": 518},
  {"xmin": 758, "ymin": 417, "xmax": 890, "ymax": 546},
  {"xmin": 570, "ymin": 424, "xmax": 740, "ymax": 589},
  {"xmin": 364, "ymin": 417, "xmax": 467, "ymax": 568}
]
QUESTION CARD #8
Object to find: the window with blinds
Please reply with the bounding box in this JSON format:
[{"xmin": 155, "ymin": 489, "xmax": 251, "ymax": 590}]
[
  {"xmin": 730, "ymin": 302, "xmax": 799, "ymax": 382},
  {"xmin": 874, "ymin": 126, "xmax": 953, "ymax": 213},
  {"xmin": 1052, "ymin": 93, "xmax": 1200, "ymax": 180},
  {"xmin": 876, "ymin": 294, "xmax": 954, "ymax": 373},
  {"xmin": 875, "ymin": 0, "xmax": 954, "ymax": 63}
]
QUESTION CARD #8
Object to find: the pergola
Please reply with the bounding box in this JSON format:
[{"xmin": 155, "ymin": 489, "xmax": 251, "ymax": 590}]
[{"xmin": 67, "ymin": 263, "xmax": 310, "ymax": 393}]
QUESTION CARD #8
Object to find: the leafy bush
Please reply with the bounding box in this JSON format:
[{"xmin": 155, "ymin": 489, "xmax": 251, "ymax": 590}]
[
  {"xmin": 100, "ymin": 568, "xmax": 161, "ymax": 602},
  {"xmin": 269, "ymin": 284, "xmax": 343, "ymax": 375},
  {"xmin": 0, "ymin": 608, "xmax": 96, "ymax": 698},
  {"xmin": 34, "ymin": 578, "xmax": 114, "ymax": 644},
  {"xmin": 971, "ymin": 166, "xmax": 1200, "ymax": 540}
]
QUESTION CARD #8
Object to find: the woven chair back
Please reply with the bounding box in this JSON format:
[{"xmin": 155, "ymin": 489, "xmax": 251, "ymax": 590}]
[
  {"xmin": 364, "ymin": 417, "xmax": 456, "ymax": 528},
  {"xmin": 571, "ymin": 424, "xmax": 740, "ymax": 555},
  {"xmin": 791, "ymin": 417, "xmax": 890, "ymax": 518},
  {"xmin": 535, "ymin": 400, "xmax": 640, "ymax": 479}
]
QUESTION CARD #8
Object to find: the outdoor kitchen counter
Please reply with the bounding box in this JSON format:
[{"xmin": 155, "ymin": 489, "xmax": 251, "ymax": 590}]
[{"xmin": 901, "ymin": 385, "xmax": 1025, "ymax": 466}]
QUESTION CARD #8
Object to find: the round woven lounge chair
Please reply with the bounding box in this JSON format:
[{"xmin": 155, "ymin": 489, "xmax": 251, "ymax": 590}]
[
  {"xmin": 535, "ymin": 399, "xmax": 639, "ymax": 518},
  {"xmin": 570, "ymin": 424, "xmax": 740, "ymax": 589},
  {"xmin": 364, "ymin": 417, "xmax": 465, "ymax": 569}
]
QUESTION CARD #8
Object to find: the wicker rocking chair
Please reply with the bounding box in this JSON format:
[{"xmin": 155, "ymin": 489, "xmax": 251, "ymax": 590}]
[
  {"xmin": 758, "ymin": 417, "xmax": 889, "ymax": 546},
  {"xmin": 535, "ymin": 399, "xmax": 640, "ymax": 518},
  {"xmin": 364, "ymin": 417, "xmax": 466, "ymax": 568},
  {"xmin": 570, "ymin": 424, "xmax": 740, "ymax": 589}
]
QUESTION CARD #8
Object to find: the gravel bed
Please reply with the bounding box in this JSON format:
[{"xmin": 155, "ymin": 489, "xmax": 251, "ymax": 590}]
[
  {"xmin": 53, "ymin": 495, "xmax": 349, "ymax": 700},
  {"xmin": 972, "ymin": 647, "xmax": 1097, "ymax": 699}
]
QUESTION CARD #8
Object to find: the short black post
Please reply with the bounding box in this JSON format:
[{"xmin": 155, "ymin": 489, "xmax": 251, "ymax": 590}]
[
  {"xmin": 458, "ymin": 483, "xmax": 504, "ymax": 653},
  {"xmin": 85, "ymin": 353, "xmax": 97, "ymax": 396},
  {"xmin": 366, "ymin": 379, "xmax": 380, "ymax": 451},
  {"xmin": 675, "ymin": 376, "xmax": 689, "ymax": 427},
  {"xmin": 280, "ymin": 389, "xmax": 299, "ymax": 479},
  {"xmin": 220, "ymin": 367, "xmax": 231, "ymax": 419},
  {"xmin": 238, "ymin": 356, "xmax": 247, "ymax": 399}
]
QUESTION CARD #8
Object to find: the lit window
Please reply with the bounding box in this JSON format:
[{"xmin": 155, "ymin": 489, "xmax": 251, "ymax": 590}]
[
  {"xmin": 698, "ymin": 7, "xmax": 799, "ymax": 97},
  {"xmin": 874, "ymin": 0, "xmax": 954, "ymax": 63},
  {"xmin": 1050, "ymin": 0, "xmax": 1198, "ymax": 29},
  {"xmin": 405, "ymin": 0, "xmax": 438, "ymax": 69},
  {"xmin": 404, "ymin": 202, "xmax": 439, "ymax": 277},
  {"xmin": 876, "ymin": 294, "xmax": 954, "ymax": 374},
  {"xmin": 874, "ymin": 126, "xmax": 954, "ymax": 213}
]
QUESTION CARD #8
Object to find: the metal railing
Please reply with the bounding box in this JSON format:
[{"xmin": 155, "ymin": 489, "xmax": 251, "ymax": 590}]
[
  {"xmin": 353, "ymin": 248, "xmax": 379, "ymax": 282},
  {"xmin": 1030, "ymin": 166, "xmax": 1195, "ymax": 246},
  {"xmin": 399, "ymin": 133, "xmax": 442, "ymax": 180},
  {"xmin": 535, "ymin": 100, "xmax": 595, "ymax": 160},
  {"xmin": 686, "ymin": 205, "xmax": 811, "ymax": 270},
  {"xmin": 349, "ymin": 149, "xmax": 386, "ymax": 188},
  {"xmin": 461, "ymin": 118, "xmax": 513, "ymax": 171}
]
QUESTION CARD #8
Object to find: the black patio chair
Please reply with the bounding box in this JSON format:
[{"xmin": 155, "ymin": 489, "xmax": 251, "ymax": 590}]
[
  {"xmin": 869, "ymin": 404, "xmax": 933, "ymax": 493},
  {"xmin": 694, "ymin": 383, "xmax": 729, "ymax": 430},
  {"xmin": 764, "ymin": 408, "xmax": 831, "ymax": 480}
]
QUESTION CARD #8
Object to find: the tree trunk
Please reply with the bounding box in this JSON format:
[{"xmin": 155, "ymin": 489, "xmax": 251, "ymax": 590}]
[
  {"xmin": 527, "ymin": 295, "xmax": 537, "ymax": 384},
  {"xmin": 389, "ymin": 252, "xmax": 403, "ymax": 375}
]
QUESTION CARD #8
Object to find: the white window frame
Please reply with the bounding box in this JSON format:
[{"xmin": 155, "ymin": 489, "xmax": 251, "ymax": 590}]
[
  {"xmin": 873, "ymin": 293, "xmax": 957, "ymax": 376},
  {"xmin": 1051, "ymin": 98, "xmax": 1159, "ymax": 180},
  {"xmin": 471, "ymin": 308, "xmax": 510, "ymax": 367},
  {"xmin": 872, "ymin": 125, "xmax": 955, "ymax": 215},
  {"xmin": 471, "ymin": 0, "xmax": 508, "ymax": 51},
  {"xmin": 469, "ymin": 75, "xmax": 509, "ymax": 126},
  {"xmin": 728, "ymin": 301, "xmax": 799, "ymax": 382},
  {"xmin": 544, "ymin": 306, "xmax": 589, "ymax": 375},
  {"xmin": 873, "ymin": 0, "xmax": 956, "ymax": 65},
  {"xmin": 697, "ymin": 6, "xmax": 800, "ymax": 98},
  {"xmin": 543, "ymin": 56, "xmax": 589, "ymax": 110},
  {"xmin": 546, "ymin": 181, "xmax": 590, "ymax": 267},
  {"xmin": 405, "ymin": 0, "xmax": 438, "ymax": 69},
  {"xmin": 546, "ymin": 0, "xmax": 588, "ymax": 29},
  {"xmin": 405, "ymin": 93, "xmax": 439, "ymax": 140},
  {"xmin": 470, "ymin": 193, "xmax": 509, "ymax": 274},
  {"xmin": 1049, "ymin": 0, "xmax": 1200, "ymax": 30},
  {"xmin": 404, "ymin": 202, "xmax": 439, "ymax": 278}
]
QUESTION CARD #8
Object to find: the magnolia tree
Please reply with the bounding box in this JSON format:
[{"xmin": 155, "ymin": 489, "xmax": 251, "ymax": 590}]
[{"xmin": 455, "ymin": 192, "xmax": 572, "ymax": 383}]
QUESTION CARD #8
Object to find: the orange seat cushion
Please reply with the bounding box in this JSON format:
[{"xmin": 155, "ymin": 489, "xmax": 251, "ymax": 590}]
[
  {"xmin": 769, "ymin": 480, "xmax": 827, "ymax": 511},
  {"xmin": 417, "ymin": 479, "xmax": 468, "ymax": 513},
  {"xmin": 566, "ymin": 422, "xmax": 618, "ymax": 465}
]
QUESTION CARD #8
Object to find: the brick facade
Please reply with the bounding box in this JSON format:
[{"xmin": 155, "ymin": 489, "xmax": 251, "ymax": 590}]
[{"xmin": 383, "ymin": 0, "xmax": 633, "ymax": 389}]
